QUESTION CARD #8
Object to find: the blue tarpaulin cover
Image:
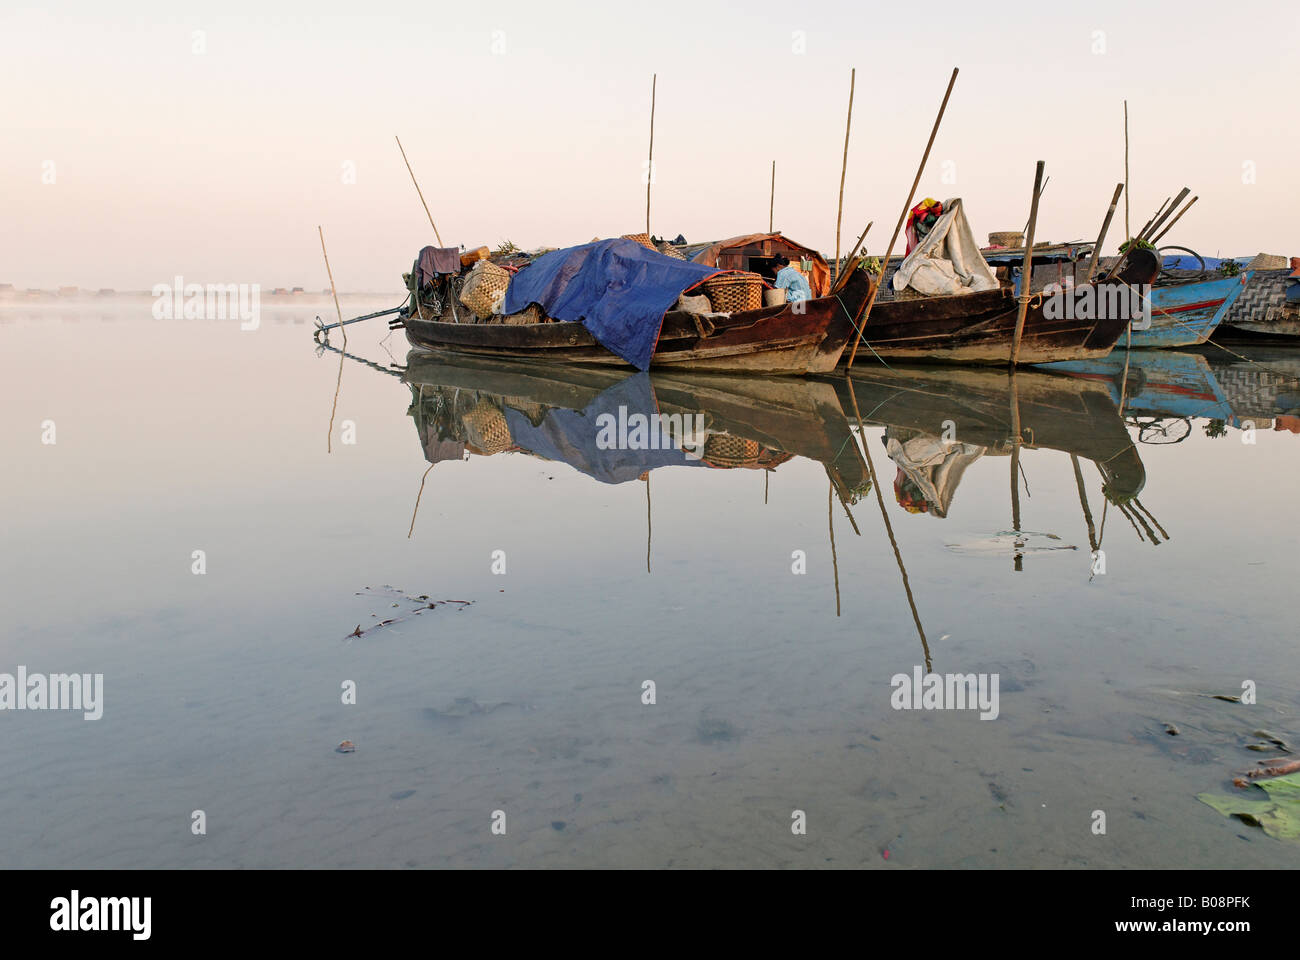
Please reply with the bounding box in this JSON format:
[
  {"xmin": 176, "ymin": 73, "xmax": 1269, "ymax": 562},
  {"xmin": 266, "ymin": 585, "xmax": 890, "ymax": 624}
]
[{"xmin": 501, "ymin": 238, "xmax": 722, "ymax": 370}]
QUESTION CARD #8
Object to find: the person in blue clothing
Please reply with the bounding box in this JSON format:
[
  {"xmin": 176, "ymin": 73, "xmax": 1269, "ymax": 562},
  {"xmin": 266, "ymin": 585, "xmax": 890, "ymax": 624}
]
[{"xmin": 771, "ymin": 254, "xmax": 812, "ymax": 303}]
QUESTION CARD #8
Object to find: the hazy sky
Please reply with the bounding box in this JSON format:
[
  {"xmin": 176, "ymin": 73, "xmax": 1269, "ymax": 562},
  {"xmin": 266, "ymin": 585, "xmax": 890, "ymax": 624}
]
[{"xmin": 4, "ymin": 0, "xmax": 1297, "ymax": 291}]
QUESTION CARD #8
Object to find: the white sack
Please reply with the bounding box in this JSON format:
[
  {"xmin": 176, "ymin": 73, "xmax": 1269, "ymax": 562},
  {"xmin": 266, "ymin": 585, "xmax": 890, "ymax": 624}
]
[{"xmin": 891, "ymin": 198, "xmax": 999, "ymax": 297}]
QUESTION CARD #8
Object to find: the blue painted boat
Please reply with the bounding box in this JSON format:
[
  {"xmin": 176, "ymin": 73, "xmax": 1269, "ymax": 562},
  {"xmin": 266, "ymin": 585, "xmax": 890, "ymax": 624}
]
[
  {"xmin": 1036, "ymin": 350, "xmax": 1234, "ymax": 420},
  {"xmin": 1131, "ymin": 271, "xmax": 1253, "ymax": 348}
]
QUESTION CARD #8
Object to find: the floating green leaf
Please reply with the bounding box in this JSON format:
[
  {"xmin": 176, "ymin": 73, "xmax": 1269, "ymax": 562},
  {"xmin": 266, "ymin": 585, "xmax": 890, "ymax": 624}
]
[{"xmin": 1198, "ymin": 773, "xmax": 1300, "ymax": 842}]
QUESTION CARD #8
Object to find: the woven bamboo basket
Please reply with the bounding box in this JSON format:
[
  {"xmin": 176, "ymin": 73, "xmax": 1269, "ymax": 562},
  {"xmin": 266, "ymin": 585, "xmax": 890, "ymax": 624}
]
[
  {"xmin": 461, "ymin": 399, "xmax": 512, "ymax": 455},
  {"xmin": 702, "ymin": 434, "xmax": 761, "ymax": 467},
  {"xmin": 459, "ymin": 260, "xmax": 511, "ymax": 320},
  {"xmin": 620, "ymin": 233, "xmax": 658, "ymax": 251},
  {"xmin": 988, "ymin": 231, "xmax": 1024, "ymax": 248},
  {"xmin": 657, "ymin": 242, "xmax": 686, "ymax": 260},
  {"xmin": 702, "ymin": 272, "xmax": 763, "ymax": 313}
]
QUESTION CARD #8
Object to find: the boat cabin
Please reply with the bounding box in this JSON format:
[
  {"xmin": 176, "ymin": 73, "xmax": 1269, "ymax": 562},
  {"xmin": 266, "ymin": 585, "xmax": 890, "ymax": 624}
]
[{"xmin": 679, "ymin": 233, "xmax": 831, "ymax": 297}]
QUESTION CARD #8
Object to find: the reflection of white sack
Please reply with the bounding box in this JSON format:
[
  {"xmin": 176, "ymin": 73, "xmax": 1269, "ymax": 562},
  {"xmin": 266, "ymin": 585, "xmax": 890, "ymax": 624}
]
[
  {"xmin": 892, "ymin": 198, "xmax": 999, "ymax": 297},
  {"xmin": 886, "ymin": 435, "xmax": 986, "ymax": 517}
]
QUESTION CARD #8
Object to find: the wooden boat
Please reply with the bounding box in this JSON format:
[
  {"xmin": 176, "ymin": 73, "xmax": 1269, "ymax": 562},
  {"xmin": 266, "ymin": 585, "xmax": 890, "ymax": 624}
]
[
  {"xmin": 843, "ymin": 248, "xmax": 1160, "ymax": 365},
  {"xmin": 401, "ymin": 266, "xmax": 874, "ymax": 376},
  {"xmin": 1220, "ymin": 267, "xmax": 1300, "ymax": 339},
  {"xmin": 993, "ymin": 246, "xmax": 1248, "ymax": 348}
]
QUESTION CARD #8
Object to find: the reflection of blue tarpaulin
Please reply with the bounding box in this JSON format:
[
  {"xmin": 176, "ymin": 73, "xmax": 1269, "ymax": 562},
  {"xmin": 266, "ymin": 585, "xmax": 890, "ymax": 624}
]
[
  {"xmin": 502, "ymin": 238, "xmax": 722, "ymax": 370},
  {"xmin": 501, "ymin": 372, "xmax": 704, "ymax": 484}
]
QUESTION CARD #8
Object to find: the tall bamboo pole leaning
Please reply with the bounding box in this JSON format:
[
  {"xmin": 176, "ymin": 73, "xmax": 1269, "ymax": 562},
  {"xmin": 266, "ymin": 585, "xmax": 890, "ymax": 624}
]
[
  {"xmin": 769, "ymin": 160, "xmax": 776, "ymax": 233},
  {"xmin": 833, "ymin": 68, "xmax": 856, "ymax": 284},
  {"xmin": 646, "ymin": 74, "xmax": 657, "ymax": 237},
  {"xmin": 395, "ymin": 136, "xmax": 443, "ymax": 246},
  {"xmin": 1123, "ymin": 101, "xmax": 1130, "ymax": 240},
  {"xmin": 1009, "ymin": 160, "xmax": 1046, "ymax": 366},
  {"xmin": 1084, "ymin": 183, "xmax": 1125, "ymax": 283},
  {"xmin": 846, "ymin": 67, "xmax": 959, "ymax": 370}
]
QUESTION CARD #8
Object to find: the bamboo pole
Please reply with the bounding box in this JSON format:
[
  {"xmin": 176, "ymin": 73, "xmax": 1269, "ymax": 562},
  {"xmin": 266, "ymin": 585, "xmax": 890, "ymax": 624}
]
[
  {"xmin": 1010, "ymin": 161, "xmax": 1046, "ymax": 366},
  {"xmin": 646, "ymin": 74, "xmax": 657, "ymax": 237},
  {"xmin": 1020, "ymin": 175, "xmax": 1049, "ymax": 236},
  {"xmin": 1152, "ymin": 194, "xmax": 1198, "ymax": 245},
  {"xmin": 1123, "ymin": 101, "xmax": 1130, "ymax": 240},
  {"xmin": 846, "ymin": 67, "xmax": 959, "ymax": 369},
  {"xmin": 1084, "ymin": 183, "xmax": 1124, "ymax": 283},
  {"xmin": 769, "ymin": 160, "xmax": 775, "ymax": 233},
  {"xmin": 832, "ymin": 221, "xmax": 873, "ymax": 294},
  {"xmin": 395, "ymin": 136, "xmax": 443, "ymax": 246},
  {"xmin": 1141, "ymin": 187, "xmax": 1190, "ymax": 243},
  {"xmin": 833, "ymin": 68, "xmax": 856, "ymax": 284},
  {"xmin": 320, "ymin": 226, "xmax": 346, "ymax": 454}
]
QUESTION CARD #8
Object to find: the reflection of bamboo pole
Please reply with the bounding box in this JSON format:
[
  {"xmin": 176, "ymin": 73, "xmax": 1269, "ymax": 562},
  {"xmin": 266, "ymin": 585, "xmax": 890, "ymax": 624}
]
[
  {"xmin": 764, "ymin": 469, "xmax": 769, "ymax": 505},
  {"xmin": 845, "ymin": 377, "xmax": 932, "ymax": 670},
  {"xmin": 1117, "ymin": 501, "xmax": 1146, "ymax": 542},
  {"xmin": 645, "ymin": 474, "xmax": 652, "ymax": 573},
  {"xmin": 408, "ymin": 464, "xmax": 434, "ymax": 538},
  {"xmin": 1133, "ymin": 497, "xmax": 1169, "ymax": 541},
  {"xmin": 825, "ymin": 464, "xmax": 861, "ymax": 536},
  {"xmin": 320, "ymin": 226, "xmax": 347, "ymax": 454},
  {"xmin": 833, "ymin": 68, "xmax": 856, "ymax": 285},
  {"xmin": 846, "ymin": 67, "xmax": 959, "ymax": 369},
  {"xmin": 828, "ymin": 483, "xmax": 841, "ymax": 617},
  {"xmin": 646, "ymin": 74, "xmax": 657, "ymax": 237},
  {"xmin": 1009, "ymin": 369, "xmax": 1024, "ymax": 571},
  {"xmin": 1071, "ymin": 454, "xmax": 1098, "ymax": 551},
  {"xmin": 395, "ymin": 136, "xmax": 443, "ymax": 246},
  {"xmin": 1010, "ymin": 161, "xmax": 1045, "ymax": 366}
]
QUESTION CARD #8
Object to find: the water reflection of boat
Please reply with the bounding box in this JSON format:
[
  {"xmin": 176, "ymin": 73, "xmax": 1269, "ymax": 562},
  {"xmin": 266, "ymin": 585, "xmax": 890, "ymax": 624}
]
[
  {"xmin": 403, "ymin": 353, "xmax": 870, "ymax": 497},
  {"xmin": 833, "ymin": 365, "xmax": 1146, "ymax": 507},
  {"xmin": 829, "ymin": 364, "xmax": 1160, "ymax": 566},
  {"xmin": 1038, "ymin": 351, "xmax": 1235, "ymax": 422},
  {"xmin": 1203, "ymin": 347, "xmax": 1300, "ymax": 427}
]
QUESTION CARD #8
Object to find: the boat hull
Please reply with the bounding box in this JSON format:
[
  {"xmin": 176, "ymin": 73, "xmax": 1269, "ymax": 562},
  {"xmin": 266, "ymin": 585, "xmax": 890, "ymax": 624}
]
[
  {"xmin": 842, "ymin": 250, "xmax": 1161, "ymax": 366},
  {"xmin": 402, "ymin": 271, "xmax": 872, "ymax": 376},
  {"xmin": 1129, "ymin": 272, "xmax": 1251, "ymax": 348}
]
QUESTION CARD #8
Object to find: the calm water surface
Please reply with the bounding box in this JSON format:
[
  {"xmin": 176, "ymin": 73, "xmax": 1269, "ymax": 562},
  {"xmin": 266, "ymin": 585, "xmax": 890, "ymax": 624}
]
[{"xmin": 2, "ymin": 299, "xmax": 1298, "ymax": 868}]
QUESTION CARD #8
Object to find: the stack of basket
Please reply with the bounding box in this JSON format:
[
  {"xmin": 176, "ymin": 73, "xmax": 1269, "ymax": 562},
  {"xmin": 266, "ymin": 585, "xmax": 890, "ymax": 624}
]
[
  {"xmin": 988, "ymin": 231, "xmax": 1024, "ymax": 248},
  {"xmin": 657, "ymin": 241, "xmax": 686, "ymax": 260},
  {"xmin": 701, "ymin": 272, "xmax": 763, "ymax": 313}
]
